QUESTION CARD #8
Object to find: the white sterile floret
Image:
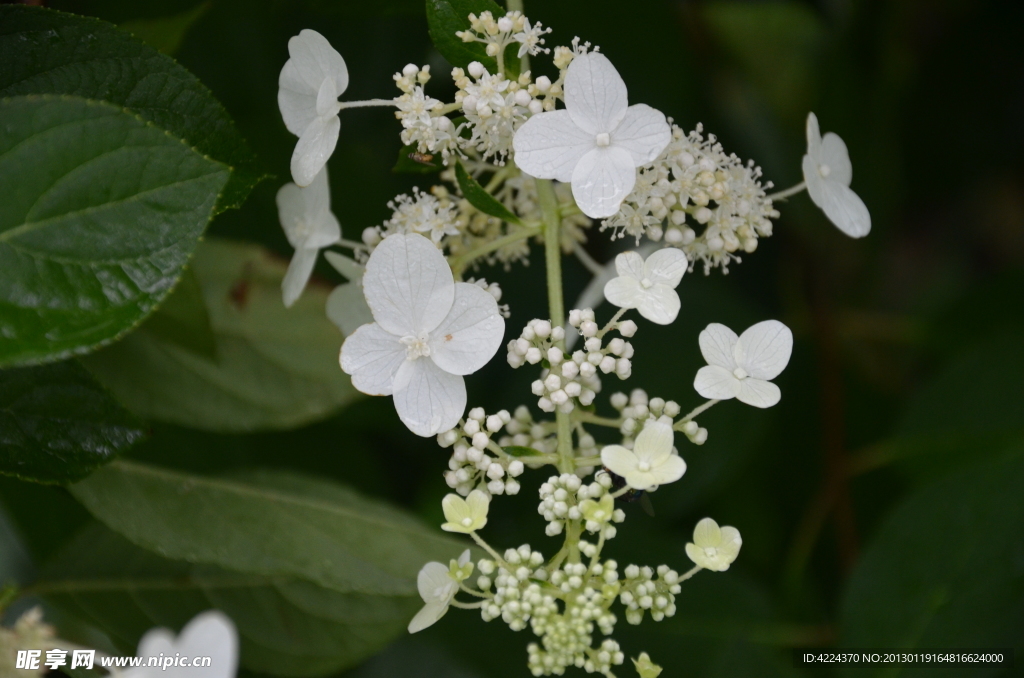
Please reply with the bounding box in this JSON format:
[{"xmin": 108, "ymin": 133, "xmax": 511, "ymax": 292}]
[
  {"xmin": 278, "ymin": 30, "xmax": 350, "ymax": 186},
  {"xmin": 802, "ymin": 112, "xmax": 870, "ymax": 238},
  {"xmin": 408, "ymin": 550, "xmax": 470, "ymax": 633},
  {"xmin": 600, "ymin": 418, "xmax": 685, "ymax": 491},
  {"xmin": 340, "ymin": 234, "xmax": 505, "ymax": 436},
  {"xmin": 693, "ymin": 320, "xmax": 793, "ymax": 408},
  {"xmin": 276, "ymin": 167, "xmax": 340, "ymax": 307},
  {"xmin": 603, "ymin": 248, "xmax": 688, "ymax": 325},
  {"xmin": 123, "ymin": 611, "xmax": 237, "ymax": 678},
  {"xmin": 685, "ymin": 517, "xmax": 742, "ymax": 571},
  {"xmin": 441, "ymin": 489, "xmax": 490, "ymax": 533},
  {"xmin": 323, "ymin": 251, "xmax": 373, "ymax": 336},
  {"xmin": 512, "ymin": 52, "xmax": 671, "ymax": 219}
]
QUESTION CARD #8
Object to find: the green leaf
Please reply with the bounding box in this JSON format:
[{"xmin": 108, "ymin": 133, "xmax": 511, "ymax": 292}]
[
  {"xmin": 839, "ymin": 448, "xmax": 1024, "ymax": 674},
  {"xmin": 455, "ymin": 162, "xmax": 522, "ymax": 225},
  {"xmin": 119, "ymin": 2, "xmax": 210, "ymax": 56},
  {"xmin": 137, "ymin": 266, "xmax": 218, "ymax": 360},
  {"xmin": 82, "ymin": 238, "xmax": 360, "ymax": 432},
  {"xmin": 0, "ymin": 360, "xmax": 147, "ymax": 484},
  {"xmin": 69, "ymin": 461, "xmax": 472, "ymax": 596},
  {"xmin": 0, "ymin": 95, "xmax": 229, "ymax": 367},
  {"xmin": 501, "ymin": 446, "xmax": 543, "ymax": 458},
  {"xmin": 425, "ymin": 0, "xmax": 504, "ymax": 72},
  {"xmin": 392, "ymin": 143, "xmax": 445, "ymax": 174},
  {"xmin": 40, "ymin": 524, "xmax": 419, "ymax": 677},
  {"xmin": 0, "ymin": 5, "xmax": 263, "ymax": 212}
]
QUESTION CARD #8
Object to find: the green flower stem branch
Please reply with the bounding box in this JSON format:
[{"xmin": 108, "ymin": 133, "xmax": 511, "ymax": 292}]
[{"xmin": 449, "ymin": 225, "xmax": 541, "ymax": 277}]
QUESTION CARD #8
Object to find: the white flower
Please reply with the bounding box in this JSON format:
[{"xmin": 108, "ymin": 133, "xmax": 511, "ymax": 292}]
[
  {"xmin": 407, "ymin": 550, "xmax": 470, "ymax": 633},
  {"xmin": 603, "ymin": 248, "xmax": 687, "ymax": 324},
  {"xmin": 339, "ymin": 233, "xmax": 505, "ymax": 436},
  {"xmin": 276, "ymin": 168, "xmax": 340, "ymax": 307},
  {"xmin": 123, "ymin": 611, "xmax": 237, "ymax": 678},
  {"xmin": 512, "ymin": 52, "xmax": 671, "ymax": 219},
  {"xmin": 441, "ymin": 489, "xmax": 490, "ymax": 533},
  {"xmin": 513, "ymin": 19, "xmax": 550, "ymax": 58},
  {"xmin": 278, "ymin": 29, "xmax": 348, "ymax": 187},
  {"xmin": 323, "ymin": 251, "xmax": 373, "ymax": 336},
  {"xmin": 685, "ymin": 518, "xmax": 741, "ymax": 572},
  {"xmin": 600, "ymin": 418, "xmax": 685, "ymax": 491},
  {"xmin": 383, "ymin": 188, "xmax": 460, "ymax": 244},
  {"xmin": 802, "ymin": 112, "xmax": 870, "ymax": 238},
  {"xmin": 693, "ymin": 320, "xmax": 793, "ymax": 408}
]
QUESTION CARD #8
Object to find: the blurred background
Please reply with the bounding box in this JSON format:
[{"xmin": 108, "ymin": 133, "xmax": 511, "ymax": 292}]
[{"xmin": 2, "ymin": 0, "xmax": 1023, "ymax": 676}]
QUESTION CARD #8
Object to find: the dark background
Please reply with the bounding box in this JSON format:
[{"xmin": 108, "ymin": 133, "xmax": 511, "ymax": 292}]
[{"xmin": 3, "ymin": 0, "xmax": 1023, "ymax": 675}]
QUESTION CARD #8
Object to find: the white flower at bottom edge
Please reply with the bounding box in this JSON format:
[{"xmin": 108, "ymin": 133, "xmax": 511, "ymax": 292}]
[
  {"xmin": 277, "ymin": 167, "xmax": 340, "ymax": 308},
  {"xmin": 408, "ymin": 550, "xmax": 471, "ymax": 634},
  {"xmin": 323, "ymin": 251, "xmax": 373, "ymax": 336},
  {"xmin": 802, "ymin": 112, "xmax": 871, "ymax": 238},
  {"xmin": 512, "ymin": 52, "xmax": 671, "ymax": 219},
  {"xmin": 123, "ymin": 611, "xmax": 237, "ymax": 678},
  {"xmin": 685, "ymin": 517, "xmax": 742, "ymax": 572},
  {"xmin": 600, "ymin": 418, "xmax": 685, "ymax": 491},
  {"xmin": 693, "ymin": 320, "xmax": 793, "ymax": 408},
  {"xmin": 339, "ymin": 233, "xmax": 505, "ymax": 436},
  {"xmin": 278, "ymin": 29, "xmax": 349, "ymax": 187},
  {"xmin": 603, "ymin": 248, "xmax": 688, "ymax": 325}
]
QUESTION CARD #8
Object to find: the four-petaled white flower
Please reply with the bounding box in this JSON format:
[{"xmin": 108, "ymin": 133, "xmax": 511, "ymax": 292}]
[
  {"xmin": 802, "ymin": 112, "xmax": 871, "ymax": 238},
  {"xmin": 407, "ymin": 550, "xmax": 470, "ymax": 633},
  {"xmin": 276, "ymin": 167, "xmax": 340, "ymax": 308},
  {"xmin": 512, "ymin": 52, "xmax": 671, "ymax": 219},
  {"xmin": 693, "ymin": 320, "xmax": 793, "ymax": 408},
  {"xmin": 278, "ymin": 29, "xmax": 348, "ymax": 187},
  {"xmin": 339, "ymin": 234, "xmax": 505, "ymax": 436},
  {"xmin": 441, "ymin": 489, "xmax": 490, "ymax": 533},
  {"xmin": 324, "ymin": 251, "xmax": 373, "ymax": 336},
  {"xmin": 600, "ymin": 418, "xmax": 686, "ymax": 491},
  {"xmin": 685, "ymin": 517, "xmax": 742, "ymax": 572},
  {"xmin": 123, "ymin": 611, "xmax": 238, "ymax": 678},
  {"xmin": 603, "ymin": 248, "xmax": 688, "ymax": 325}
]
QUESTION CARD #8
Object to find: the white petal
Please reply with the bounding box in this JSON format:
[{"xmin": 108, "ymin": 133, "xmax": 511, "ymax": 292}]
[
  {"xmin": 735, "ymin": 320, "xmax": 793, "ymax": 380},
  {"xmin": 278, "ymin": 78, "xmax": 317, "ymax": 137},
  {"xmin": 612, "ymin": 104, "xmax": 671, "ymax": 166},
  {"xmin": 810, "ymin": 171, "xmax": 871, "ymax": 238},
  {"xmin": 693, "ymin": 517, "xmax": 722, "ymax": 548},
  {"xmin": 736, "ymin": 377, "xmax": 781, "ymax": 408},
  {"xmin": 819, "ymin": 132, "xmax": 852, "ymax": 186},
  {"xmin": 339, "ymin": 322, "xmax": 406, "ymax": 395},
  {"xmin": 694, "ymin": 365, "xmax": 741, "ymax": 400},
  {"xmin": 651, "ymin": 454, "xmax": 686, "ymax": 486},
  {"xmin": 417, "ymin": 562, "xmax": 454, "ymax": 604},
  {"xmin": 633, "ymin": 420, "xmax": 674, "ymax": 465},
  {"xmin": 275, "ymin": 182, "xmax": 306, "ymax": 248},
  {"xmin": 136, "ymin": 628, "xmax": 175, "ymax": 662},
  {"xmin": 276, "ymin": 169, "xmax": 340, "ymax": 249},
  {"xmin": 316, "ymin": 76, "xmax": 341, "ymax": 118},
  {"xmin": 428, "ymin": 282, "xmax": 505, "ymax": 376},
  {"xmin": 636, "ymin": 284, "xmax": 680, "ymax": 325},
  {"xmin": 323, "ymin": 250, "xmax": 363, "ymax": 282},
  {"xmin": 571, "ymin": 146, "xmax": 637, "ymax": 219},
  {"xmin": 512, "ymin": 110, "xmax": 594, "ymax": 182},
  {"xmin": 698, "ymin": 323, "xmax": 739, "ymax": 370},
  {"xmin": 643, "ymin": 247, "xmax": 687, "ymax": 288},
  {"xmin": 603, "ymin": 276, "xmax": 645, "ymax": 310},
  {"xmin": 457, "ymin": 549, "xmax": 471, "ymax": 566},
  {"xmin": 564, "ymin": 52, "xmax": 628, "ymax": 135},
  {"xmin": 362, "ymin": 233, "xmax": 455, "ymax": 337},
  {"xmin": 282, "ymin": 247, "xmax": 318, "ymax": 308},
  {"xmin": 291, "ymin": 115, "xmax": 340, "ymax": 187},
  {"xmin": 286, "ymin": 29, "xmax": 348, "ymax": 97},
  {"xmin": 600, "ymin": 445, "xmax": 637, "ymax": 479},
  {"xmin": 174, "ymin": 611, "xmax": 238, "ymax": 678},
  {"xmin": 407, "ymin": 601, "xmax": 448, "ymax": 633},
  {"xmin": 326, "ymin": 282, "xmax": 374, "ymax": 336},
  {"xmin": 805, "ymin": 112, "xmax": 822, "ymax": 157},
  {"xmin": 614, "ymin": 251, "xmax": 645, "ymax": 280},
  {"xmin": 392, "ymin": 358, "xmax": 466, "ymax": 437}
]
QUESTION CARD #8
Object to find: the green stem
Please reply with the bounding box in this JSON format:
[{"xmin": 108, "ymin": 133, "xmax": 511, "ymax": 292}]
[
  {"xmin": 767, "ymin": 181, "xmax": 806, "ymax": 201},
  {"xmin": 449, "ymin": 226, "xmax": 540, "ymax": 276},
  {"xmin": 470, "ymin": 532, "xmax": 510, "ymax": 570},
  {"xmin": 676, "ymin": 399, "xmax": 719, "ymax": 425},
  {"xmin": 574, "ymin": 412, "xmax": 623, "ymax": 428},
  {"xmin": 597, "ymin": 308, "xmax": 627, "ymax": 338}
]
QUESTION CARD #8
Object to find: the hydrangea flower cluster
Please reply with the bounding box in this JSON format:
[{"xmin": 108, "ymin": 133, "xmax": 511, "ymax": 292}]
[{"xmin": 271, "ymin": 6, "xmax": 871, "ymax": 674}]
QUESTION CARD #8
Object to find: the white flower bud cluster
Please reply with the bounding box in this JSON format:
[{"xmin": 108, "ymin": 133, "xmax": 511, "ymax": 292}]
[
  {"xmin": 455, "ymin": 11, "xmax": 551, "ymax": 62},
  {"xmin": 618, "ymin": 564, "xmax": 682, "ymax": 625},
  {"xmin": 453, "ymin": 64, "xmax": 536, "ymax": 163},
  {"xmin": 577, "ymin": 476, "xmax": 626, "ymax": 536},
  {"xmin": 362, "ymin": 187, "xmax": 460, "ymax": 248},
  {"xmin": 608, "ymin": 389, "xmax": 701, "ymax": 445},
  {"xmin": 392, "ymin": 65, "xmax": 462, "ymax": 163},
  {"xmin": 538, "ymin": 473, "xmax": 625, "ymax": 539},
  {"xmin": 0, "ymin": 607, "xmax": 56, "ymax": 678},
  {"xmin": 497, "ymin": 405, "xmax": 557, "ymax": 455},
  {"xmin": 601, "ymin": 123, "xmax": 779, "ymax": 274},
  {"xmin": 438, "ymin": 408, "xmax": 525, "ymax": 496},
  {"xmin": 476, "ymin": 546, "xmax": 551, "ymax": 631}
]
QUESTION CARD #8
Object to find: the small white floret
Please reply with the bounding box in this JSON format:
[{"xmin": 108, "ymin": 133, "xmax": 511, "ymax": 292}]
[
  {"xmin": 603, "ymin": 249, "xmax": 687, "ymax": 325},
  {"xmin": 802, "ymin": 112, "xmax": 871, "ymax": 238},
  {"xmin": 276, "ymin": 168, "xmax": 341, "ymax": 308},
  {"xmin": 600, "ymin": 419, "xmax": 685, "ymax": 491},
  {"xmin": 685, "ymin": 518, "xmax": 741, "ymax": 571},
  {"xmin": 693, "ymin": 320, "xmax": 793, "ymax": 408}
]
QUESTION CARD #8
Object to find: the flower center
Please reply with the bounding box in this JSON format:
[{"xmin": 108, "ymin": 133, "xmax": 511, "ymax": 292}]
[
  {"xmin": 461, "ymin": 517, "xmax": 473, "ymax": 527},
  {"xmin": 704, "ymin": 546, "xmax": 718, "ymax": 558},
  {"xmin": 595, "ymin": 132, "xmax": 611, "ymax": 147},
  {"xmin": 733, "ymin": 367, "xmax": 747, "ymax": 380},
  {"xmin": 819, "ymin": 163, "xmax": 831, "ymax": 178},
  {"xmin": 400, "ymin": 331, "xmax": 431, "ymax": 360},
  {"xmin": 637, "ymin": 461, "xmax": 651, "ymax": 472},
  {"xmin": 640, "ymin": 277, "xmax": 653, "ymax": 289}
]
